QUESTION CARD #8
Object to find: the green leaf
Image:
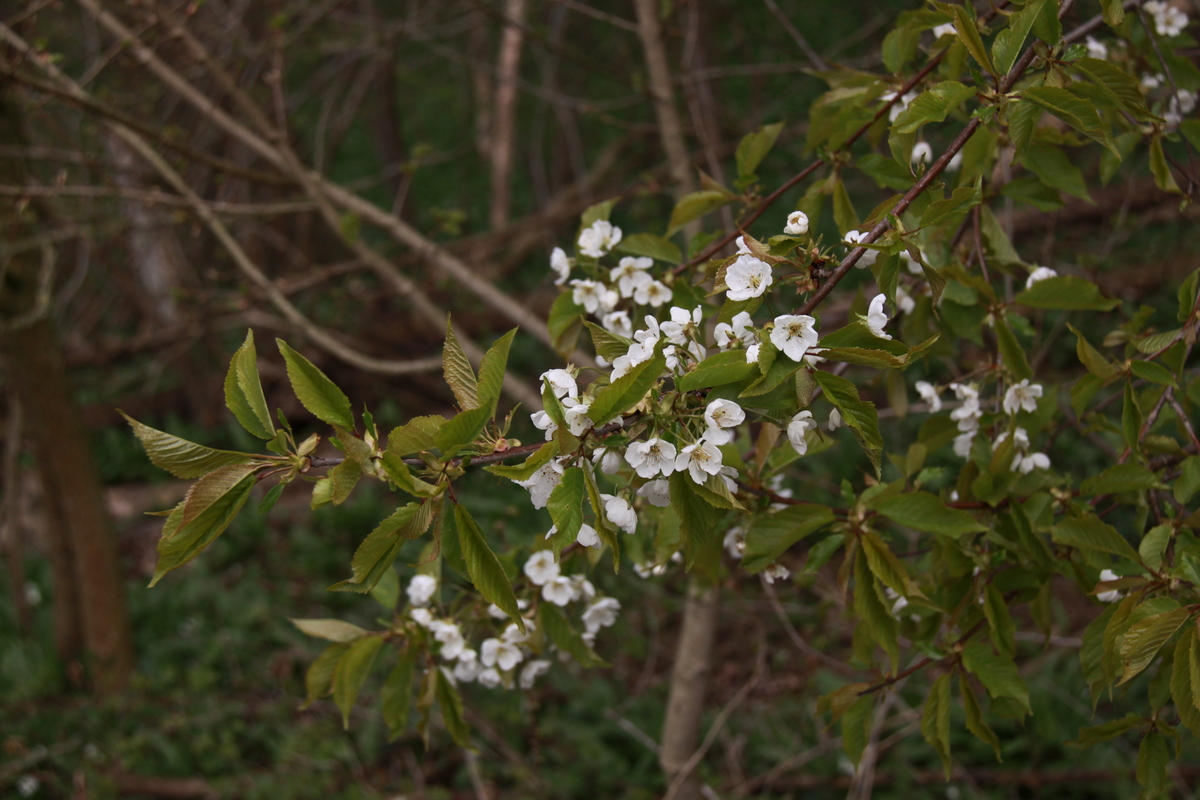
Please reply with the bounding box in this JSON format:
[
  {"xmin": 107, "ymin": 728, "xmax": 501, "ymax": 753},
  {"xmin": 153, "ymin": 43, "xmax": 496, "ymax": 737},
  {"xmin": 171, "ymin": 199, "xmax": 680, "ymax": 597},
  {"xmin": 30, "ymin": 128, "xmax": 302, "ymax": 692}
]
[
  {"xmin": 853, "ymin": 548, "xmax": 899, "ymax": 669},
  {"xmin": 454, "ymin": 503, "xmax": 522, "ymax": 628},
  {"xmin": 380, "ymin": 454, "xmax": 439, "ymax": 498},
  {"xmin": 370, "ymin": 567, "xmax": 400, "ymax": 611},
  {"xmin": 328, "ymin": 457, "xmax": 361, "ymax": 506},
  {"xmin": 434, "ymin": 667, "xmax": 471, "ymax": 746},
  {"xmin": 995, "ymin": 314, "xmax": 1032, "ymax": 380},
  {"xmin": 667, "ymin": 190, "xmax": 735, "ymax": 237},
  {"xmin": 257, "ymin": 482, "xmax": 285, "ymax": 516},
  {"xmin": 1122, "ymin": 381, "xmax": 1142, "ymax": 453},
  {"xmin": 277, "ymin": 339, "xmax": 355, "ymax": 430},
  {"xmin": 1140, "ymin": 525, "xmax": 1173, "ymax": 573},
  {"xmin": 583, "ymin": 320, "xmax": 633, "ymax": 362},
  {"xmin": 742, "ymin": 505, "xmax": 835, "ymax": 573},
  {"xmin": 387, "ymin": 415, "xmax": 444, "ymax": 456},
  {"xmin": 677, "ymin": 349, "xmax": 759, "ymax": 392},
  {"xmin": 991, "ymin": 0, "xmax": 1043, "ymax": 75},
  {"xmin": 1171, "ymin": 627, "xmax": 1200, "ymax": 735},
  {"xmin": 860, "ymin": 529, "xmax": 922, "ymax": 599},
  {"xmin": 874, "ymin": 491, "xmax": 984, "ymax": 538},
  {"xmin": 813, "ymin": 370, "xmax": 883, "ymax": 477},
  {"xmin": 979, "ymin": 205, "xmax": 1023, "ymax": 266},
  {"xmin": 1174, "ymin": 456, "xmax": 1200, "ymax": 505},
  {"xmin": 303, "ymin": 643, "xmax": 348, "ymax": 708},
  {"xmin": 919, "ymin": 177, "xmax": 983, "ymax": 228},
  {"xmin": 949, "ymin": 3, "xmax": 994, "ymax": 75},
  {"xmin": 442, "ymin": 318, "xmax": 479, "ymax": 410},
  {"xmin": 1129, "ymin": 359, "xmax": 1176, "ymax": 387},
  {"xmin": 1100, "ymin": 0, "xmax": 1124, "ymax": 26},
  {"xmin": 224, "ymin": 330, "xmax": 274, "ymax": 439},
  {"xmin": 291, "ymin": 618, "xmax": 371, "ymax": 642},
  {"xmin": 1119, "ymin": 607, "xmax": 1191, "ymax": 684},
  {"xmin": 1017, "ymin": 276, "xmax": 1119, "ymax": 311},
  {"xmin": 1021, "ymin": 86, "xmax": 1117, "ymax": 156},
  {"xmin": 152, "ymin": 475, "xmax": 257, "ymax": 585},
  {"xmin": 921, "ymin": 673, "xmax": 953, "ymax": 779},
  {"xmin": 961, "ymin": 641, "xmax": 1031, "ymax": 716},
  {"xmin": 983, "ymin": 584, "xmax": 1016, "ymax": 658},
  {"xmin": 338, "ymin": 502, "xmax": 435, "ymax": 592},
  {"xmin": 1052, "ymin": 514, "xmax": 1139, "ymax": 563},
  {"xmin": 1068, "ymin": 324, "xmax": 1121, "ymax": 381},
  {"xmin": 736, "ymin": 121, "xmax": 785, "ymax": 180},
  {"xmin": 547, "ymin": 467, "xmax": 585, "ymax": 555},
  {"xmin": 1081, "ymin": 463, "xmax": 1162, "ymax": 495},
  {"xmin": 1072, "ymin": 58, "xmax": 1155, "ymax": 122},
  {"xmin": 1021, "ymin": 143, "xmax": 1092, "ymax": 203},
  {"xmin": 433, "ymin": 405, "xmax": 491, "ymax": 457},
  {"xmin": 1072, "ymin": 714, "xmax": 1143, "ymax": 747},
  {"xmin": 580, "ymin": 198, "xmax": 616, "ymax": 228},
  {"xmin": 831, "ymin": 178, "xmax": 858, "ymax": 233},
  {"xmin": 123, "ymin": 413, "xmax": 256, "ymax": 479},
  {"xmin": 588, "ymin": 354, "xmax": 665, "ymax": 425},
  {"xmin": 615, "ymin": 232, "xmax": 682, "ymax": 264},
  {"xmin": 669, "ymin": 472, "xmax": 721, "ymax": 581},
  {"xmin": 841, "ymin": 694, "xmax": 875, "ymax": 765},
  {"xmin": 548, "ymin": 292, "xmax": 585, "ymax": 358},
  {"xmin": 381, "ymin": 650, "xmax": 416, "ymax": 740},
  {"xmin": 476, "ymin": 328, "xmax": 517, "ymax": 411},
  {"xmin": 485, "ymin": 441, "xmax": 559, "ymax": 481},
  {"xmin": 539, "ymin": 603, "xmax": 606, "ymax": 667},
  {"xmin": 333, "ymin": 635, "xmax": 384, "ymax": 728},
  {"xmin": 961, "ymin": 675, "xmax": 1002, "ymax": 761},
  {"xmin": 1149, "ymin": 134, "xmax": 1181, "ymax": 194}
]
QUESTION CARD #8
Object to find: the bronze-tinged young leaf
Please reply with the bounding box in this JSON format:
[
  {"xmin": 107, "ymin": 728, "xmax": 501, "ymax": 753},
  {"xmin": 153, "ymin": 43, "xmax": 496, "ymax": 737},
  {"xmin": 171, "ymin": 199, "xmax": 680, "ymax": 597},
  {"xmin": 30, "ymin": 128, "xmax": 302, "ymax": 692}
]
[
  {"xmin": 615, "ymin": 232, "xmax": 682, "ymax": 264},
  {"xmin": 812, "ymin": 371, "xmax": 883, "ymax": 477},
  {"xmin": 669, "ymin": 472, "xmax": 722, "ymax": 582},
  {"xmin": 123, "ymin": 413, "xmax": 257, "ymax": 479},
  {"xmin": 540, "ymin": 603, "xmax": 606, "ymax": 667},
  {"xmin": 277, "ymin": 339, "xmax": 355, "ymax": 430},
  {"xmin": 435, "ymin": 666, "xmax": 471, "ymax": 746},
  {"xmin": 667, "ymin": 190, "xmax": 735, "ymax": 237},
  {"xmin": 588, "ymin": 354, "xmax": 666, "ymax": 425},
  {"xmin": 291, "ymin": 618, "xmax": 372, "ymax": 642},
  {"xmin": 151, "ymin": 474, "xmax": 257, "ymax": 586},
  {"xmin": 1070, "ymin": 714, "xmax": 1142, "ymax": 748},
  {"xmin": 960, "ymin": 641, "xmax": 1031, "ymax": 716},
  {"xmin": 329, "ymin": 457, "xmax": 361, "ymax": 506},
  {"xmin": 485, "ymin": 441, "xmax": 559, "ymax": 481},
  {"xmin": 381, "ymin": 649, "xmax": 416, "ymax": 740},
  {"xmin": 476, "ymin": 328, "xmax": 517, "ymax": 412},
  {"xmin": 454, "ymin": 503, "xmax": 522, "ymax": 628},
  {"xmin": 334, "ymin": 635, "xmax": 384, "ymax": 729},
  {"xmin": 387, "ymin": 415, "xmax": 444, "ymax": 457},
  {"xmin": 1052, "ymin": 514, "xmax": 1139, "ymax": 563},
  {"xmin": 921, "ymin": 673, "xmax": 953, "ymax": 779},
  {"xmin": 742, "ymin": 504, "xmax": 835, "ymax": 573},
  {"xmin": 960, "ymin": 675, "xmax": 1002, "ymax": 761},
  {"xmin": 1118, "ymin": 607, "xmax": 1191, "ymax": 684},
  {"xmin": 859, "ymin": 529, "xmax": 924, "ymax": 600},
  {"xmin": 338, "ymin": 501, "xmax": 435, "ymax": 592},
  {"xmin": 873, "ymin": 491, "xmax": 984, "ymax": 538},
  {"xmin": 225, "ymin": 330, "xmax": 274, "ymax": 439},
  {"xmin": 180, "ymin": 462, "xmax": 262, "ymax": 529},
  {"xmin": 442, "ymin": 318, "xmax": 479, "ymax": 410},
  {"xmin": 304, "ymin": 642, "xmax": 350, "ymax": 707}
]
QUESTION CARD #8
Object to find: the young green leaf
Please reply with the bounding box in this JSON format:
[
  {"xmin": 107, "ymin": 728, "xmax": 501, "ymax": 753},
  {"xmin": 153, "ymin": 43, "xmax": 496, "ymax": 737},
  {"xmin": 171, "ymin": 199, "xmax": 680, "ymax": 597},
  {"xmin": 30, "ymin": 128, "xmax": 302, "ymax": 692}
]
[
  {"xmin": 151, "ymin": 474, "xmax": 257, "ymax": 586},
  {"xmin": 587, "ymin": 354, "xmax": 666, "ymax": 425},
  {"xmin": 921, "ymin": 673, "xmax": 953, "ymax": 779},
  {"xmin": 669, "ymin": 472, "xmax": 722, "ymax": 582},
  {"xmin": 1017, "ymin": 276, "xmax": 1119, "ymax": 311},
  {"xmin": 547, "ymin": 467, "xmax": 585, "ymax": 555},
  {"xmin": 1052, "ymin": 514, "xmax": 1139, "ymax": 563},
  {"xmin": 333, "ymin": 634, "xmax": 384, "ymax": 728},
  {"xmin": 1118, "ymin": 607, "xmax": 1191, "ymax": 684},
  {"xmin": 853, "ymin": 549, "xmax": 899, "ymax": 669},
  {"xmin": 960, "ymin": 675, "xmax": 1002, "ymax": 760},
  {"xmin": 434, "ymin": 666, "xmax": 471, "ymax": 746},
  {"xmin": 381, "ymin": 649, "xmax": 416, "ymax": 740},
  {"xmin": 539, "ymin": 602, "xmax": 606, "ymax": 667},
  {"xmin": 485, "ymin": 441, "xmax": 559, "ymax": 481},
  {"xmin": 667, "ymin": 190, "xmax": 735, "ymax": 237},
  {"xmin": 615, "ymin": 232, "xmax": 682, "ymax": 264},
  {"xmin": 892, "ymin": 81, "xmax": 977, "ymax": 134},
  {"xmin": 736, "ymin": 121, "xmax": 785, "ymax": 180},
  {"xmin": 303, "ymin": 642, "xmax": 350, "ymax": 707},
  {"xmin": 277, "ymin": 339, "xmax": 355, "ymax": 430},
  {"xmin": 225, "ymin": 330, "xmax": 274, "ymax": 439},
  {"xmin": 442, "ymin": 317, "xmax": 479, "ymax": 410},
  {"xmin": 1020, "ymin": 87, "xmax": 1118, "ymax": 156},
  {"xmin": 388, "ymin": 415, "xmax": 446, "ymax": 457},
  {"xmin": 338, "ymin": 501, "xmax": 435, "ymax": 592},
  {"xmin": 812, "ymin": 370, "xmax": 883, "ymax": 476},
  {"xmin": 960, "ymin": 641, "xmax": 1030, "ymax": 716},
  {"xmin": 548, "ymin": 292, "xmax": 585, "ymax": 358},
  {"xmin": 123, "ymin": 413, "xmax": 256, "ymax": 479},
  {"xmin": 949, "ymin": 3, "xmax": 994, "ymax": 76},
  {"xmin": 454, "ymin": 503, "xmax": 522, "ymax": 628},
  {"xmin": 742, "ymin": 504, "xmax": 835, "ymax": 573},
  {"xmin": 291, "ymin": 618, "xmax": 372, "ymax": 642},
  {"xmin": 476, "ymin": 328, "xmax": 517, "ymax": 411}
]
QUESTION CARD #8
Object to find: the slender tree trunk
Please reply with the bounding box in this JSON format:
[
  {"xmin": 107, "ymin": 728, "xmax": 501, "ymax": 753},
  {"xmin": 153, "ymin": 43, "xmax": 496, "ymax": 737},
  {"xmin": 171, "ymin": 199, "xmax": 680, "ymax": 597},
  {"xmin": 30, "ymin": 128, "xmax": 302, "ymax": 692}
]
[
  {"xmin": 2, "ymin": 393, "xmax": 31, "ymax": 636},
  {"xmin": 0, "ymin": 78, "xmax": 133, "ymax": 694},
  {"xmin": 633, "ymin": 0, "xmax": 694, "ymax": 197},
  {"xmin": 490, "ymin": 0, "xmax": 528, "ymax": 230}
]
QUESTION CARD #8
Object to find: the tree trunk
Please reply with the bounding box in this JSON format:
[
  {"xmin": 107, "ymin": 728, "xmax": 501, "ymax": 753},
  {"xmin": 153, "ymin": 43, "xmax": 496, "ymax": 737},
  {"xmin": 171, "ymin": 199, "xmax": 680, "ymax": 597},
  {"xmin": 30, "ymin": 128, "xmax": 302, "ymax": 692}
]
[{"xmin": 489, "ymin": 0, "xmax": 528, "ymax": 230}]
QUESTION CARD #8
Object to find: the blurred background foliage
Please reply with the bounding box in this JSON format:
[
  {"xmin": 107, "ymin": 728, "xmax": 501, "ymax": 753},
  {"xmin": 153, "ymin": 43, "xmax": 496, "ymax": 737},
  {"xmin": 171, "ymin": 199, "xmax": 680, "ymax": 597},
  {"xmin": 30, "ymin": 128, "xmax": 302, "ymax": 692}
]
[{"xmin": 2, "ymin": 0, "xmax": 1200, "ymax": 797}]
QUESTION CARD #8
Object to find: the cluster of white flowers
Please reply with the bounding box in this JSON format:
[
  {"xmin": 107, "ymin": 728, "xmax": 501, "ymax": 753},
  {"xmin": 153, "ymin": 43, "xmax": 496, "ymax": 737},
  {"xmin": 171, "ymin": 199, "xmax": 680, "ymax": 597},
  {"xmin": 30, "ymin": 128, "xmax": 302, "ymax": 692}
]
[
  {"xmin": 919, "ymin": 377, "xmax": 1049, "ymax": 472},
  {"xmin": 844, "ymin": 230, "xmax": 878, "ymax": 268},
  {"xmin": 1146, "ymin": 0, "xmax": 1188, "ymax": 37},
  {"xmin": 1085, "ymin": 35, "xmax": 1108, "ymax": 59},
  {"xmin": 881, "ymin": 89, "xmax": 918, "ymax": 122},
  {"xmin": 578, "ymin": 219, "xmax": 622, "ymax": 258},
  {"xmin": 993, "ymin": 426, "xmax": 1051, "ymax": 474},
  {"xmin": 949, "ymin": 383, "xmax": 983, "ymax": 457}
]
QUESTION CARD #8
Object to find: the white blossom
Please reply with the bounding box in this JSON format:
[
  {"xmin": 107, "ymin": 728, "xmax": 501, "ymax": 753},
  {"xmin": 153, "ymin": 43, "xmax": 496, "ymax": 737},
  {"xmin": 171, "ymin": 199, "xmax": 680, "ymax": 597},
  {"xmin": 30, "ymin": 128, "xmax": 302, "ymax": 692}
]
[
  {"xmin": 592, "ymin": 447, "xmax": 622, "ymax": 474},
  {"xmin": 571, "ymin": 279, "xmax": 605, "ymax": 313},
  {"xmin": 562, "ymin": 397, "xmax": 594, "ymax": 436},
  {"xmin": 597, "ymin": 287, "xmax": 620, "ymax": 314},
  {"xmin": 946, "ymin": 151, "xmax": 963, "ymax": 172},
  {"xmin": 481, "ymin": 637, "xmax": 524, "ymax": 671},
  {"xmin": 932, "ymin": 22, "xmax": 956, "ymax": 38},
  {"xmin": 601, "ymin": 493, "xmax": 638, "ymax": 534},
  {"xmin": 911, "ymin": 141, "xmax": 933, "ymax": 164},
  {"xmin": 610, "ymin": 256, "xmax": 653, "ymax": 297},
  {"xmin": 543, "ymin": 575, "xmax": 577, "ymax": 606},
  {"xmin": 502, "ymin": 620, "xmax": 534, "ymax": 644},
  {"xmin": 762, "ymin": 563, "xmax": 791, "ymax": 584},
  {"xmin": 746, "ymin": 342, "xmax": 761, "ymax": 363},
  {"xmin": 519, "ymin": 659, "xmax": 552, "ymax": 689},
  {"xmin": 784, "ymin": 210, "xmax": 810, "ymax": 236},
  {"xmin": 703, "ymin": 399, "xmax": 745, "ymax": 445},
  {"xmin": 16, "ymin": 776, "xmax": 39, "ymax": 798},
  {"xmin": 827, "ymin": 408, "xmax": 843, "ymax": 431},
  {"xmin": 578, "ymin": 219, "xmax": 622, "ymax": 257},
  {"xmin": 582, "ymin": 597, "xmax": 621, "ymax": 634},
  {"xmin": 1085, "ymin": 36, "xmax": 1108, "ymax": 59},
  {"xmin": 1025, "ymin": 266, "xmax": 1057, "ymax": 289},
  {"xmin": 953, "ymin": 431, "xmax": 976, "ymax": 457},
  {"xmin": 571, "ymin": 575, "xmax": 596, "ymax": 601},
  {"xmin": 724, "ymin": 526, "xmax": 746, "ymax": 559},
  {"xmin": 1142, "ymin": 72, "xmax": 1165, "ymax": 91},
  {"xmin": 602, "ymin": 310, "xmax": 633, "ymax": 337},
  {"xmin": 950, "ymin": 383, "xmax": 982, "ymax": 433},
  {"xmin": 718, "ymin": 464, "xmax": 739, "ymax": 493},
  {"xmin": 915, "ymin": 380, "xmax": 942, "ymax": 413},
  {"xmin": 409, "ymin": 607, "xmax": 435, "ymax": 628},
  {"xmin": 406, "ymin": 574, "xmax": 438, "ymax": 606},
  {"xmin": 550, "ymin": 247, "xmax": 571, "ymax": 285},
  {"xmin": 994, "ymin": 427, "xmax": 1031, "ymax": 452},
  {"xmin": 577, "ymin": 523, "xmax": 601, "ymax": 548},
  {"xmin": 675, "ymin": 439, "xmax": 724, "ymax": 484},
  {"xmin": 516, "ymin": 459, "xmax": 565, "ymax": 508},
  {"xmin": 771, "ymin": 314, "xmax": 820, "ymax": 361},
  {"xmin": 453, "ymin": 650, "xmax": 482, "ymax": 682},
  {"xmin": 430, "ymin": 620, "xmax": 466, "ymax": 660},
  {"xmin": 865, "ymin": 294, "xmax": 892, "ymax": 340},
  {"xmin": 900, "ymin": 249, "xmax": 923, "ymax": 275},
  {"xmin": 1096, "ymin": 568, "xmax": 1123, "ymax": 603},
  {"xmin": 625, "ymin": 437, "xmax": 678, "ymax": 479},
  {"xmin": 724, "ymin": 255, "xmax": 774, "ymax": 301},
  {"xmin": 524, "ymin": 550, "xmax": 560, "ymax": 586},
  {"xmin": 477, "ymin": 667, "xmax": 503, "ymax": 688},
  {"xmin": 637, "ymin": 479, "xmax": 672, "ymax": 507},
  {"xmin": 530, "ymin": 409, "xmax": 557, "ymax": 441},
  {"xmin": 787, "ymin": 410, "xmax": 816, "ymax": 455},
  {"xmin": 1014, "ymin": 451, "xmax": 1051, "ymax": 474},
  {"xmin": 1146, "ymin": 0, "xmax": 1188, "ymax": 36},
  {"xmin": 844, "ymin": 230, "xmax": 878, "ymax": 267},
  {"xmin": 541, "ymin": 368, "xmax": 578, "ymax": 400},
  {"xmin": 896, "ymin": 285, "xmax": 915, "ymax": 314},
  {"xmin": 661, "ymin": 306, "xmax": 702, "ymax": 345},
  {"xmin": 634, "ymin": 278, "xmax": 672, "ymax": 307},
  {"xmin": 735, "ymin": 235, "xmax": 752, "ymax": 254},
  {"xmin": 1003, "ymin": 379, "xmax": 1043, "ymax": 415},
  {"xmin": 882, "ymin": 89, "xmax": 918, "ymax": 122}
]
